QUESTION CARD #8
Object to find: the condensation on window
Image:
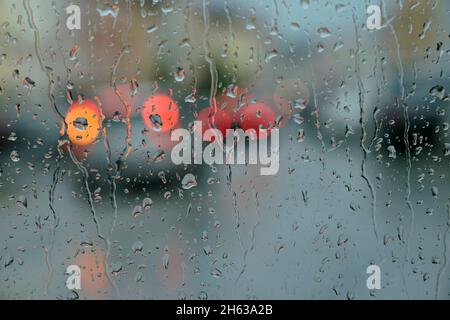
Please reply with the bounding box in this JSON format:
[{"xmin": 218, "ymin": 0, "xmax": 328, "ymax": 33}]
[{"xmin": 0, "ymin": 0, "xmax": 449, "ymax": 300}]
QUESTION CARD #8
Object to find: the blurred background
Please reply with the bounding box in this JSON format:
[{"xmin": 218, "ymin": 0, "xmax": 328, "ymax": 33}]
[{"xmin": 0, "ymin": 0, "xmax": 450, "ymax": 299}]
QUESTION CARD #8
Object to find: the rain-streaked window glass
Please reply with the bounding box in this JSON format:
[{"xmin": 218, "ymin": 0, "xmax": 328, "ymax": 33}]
[{"xmin": 0, "ymin": 0, "xmax": 449, "ymax": 300}]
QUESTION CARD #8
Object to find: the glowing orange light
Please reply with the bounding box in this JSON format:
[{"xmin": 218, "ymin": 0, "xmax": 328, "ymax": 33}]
[
  {"xmin": 61, "ymin": 99, "xmax": 103, "ymax": 146},
  {"xmin": 142, "ymin": 94, "xmax": 179, "ymax": 133}
]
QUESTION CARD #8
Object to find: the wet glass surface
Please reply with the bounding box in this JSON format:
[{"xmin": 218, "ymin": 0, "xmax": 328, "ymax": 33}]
[{"xmin": 0, "ymin": 0, "xmax": 449, "ymax": 299}]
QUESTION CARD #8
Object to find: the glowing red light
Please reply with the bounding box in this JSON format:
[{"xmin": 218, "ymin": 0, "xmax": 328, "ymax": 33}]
[{"xmin": 142, "ymin": 94, "xmax": 179, "ymax": 133}]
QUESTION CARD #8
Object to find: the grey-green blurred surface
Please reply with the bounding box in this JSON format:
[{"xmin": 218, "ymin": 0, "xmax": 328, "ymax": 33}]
[{"xmin": 0, "ymin": 0, "xmax": 449, "ymax": 299}]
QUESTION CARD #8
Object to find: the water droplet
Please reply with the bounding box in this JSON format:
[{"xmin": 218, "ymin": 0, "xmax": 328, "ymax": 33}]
[
  {"xmin": 181, "ymin": 173, "xmax": 197, "ymax": 190},
  {"xmin": 418, "ymin": 19, "xmax": 431, "ymax": 40},
  {"xmin": 80, "ymin": 237, "xmax": 94, "ymax": 247},
  {"xmin": 292, "ymin": 113, "xmax": 304, "ymax": 125},
  {"xmin": 111, "ymin": 262, "xmax": 123, "ymax": 275},
  {"xmin": 226, "ymin": 84, "xmax": 238, "ymax": 98},
  {"xmin": 443, "ymin": 143, "xmax": 450, "ymax": 156},
  {"xmin": 290, "ymin": 22, "xmax": 301, "ymax": 31},
  {"xmin": 149, "ymin": 114, "xmax": 163, "ymax": 131},
  {"xmin": 210, "ymin": 268, "xmax": 222, "ymax": 278},
  {"xmin": 8, "ymin": 132, "xmax": 17, "ymax": 141},
  {"xmin": 264, "ymin": 48, "xmax": 278, "ymax": 63},
  {"xmin": 318, "ymin": 27, "xmax": 332, "ymax": 38},
  {"xmin": 73, "ymin": 117, "xmax": 88, "ymax": 131},
  {"xmin": 333, "ymin": 41, "xmax": 344, "ymax": 51},
  {"xmin": 174, "ymin": 67, "xmax": 185, "ymax": 82},
  {"xmin": 130, "ymin": 79, "xmax": 139, "ymax": 96},
  {"xmin": 96, "ymin": 3, "xmax": 119, "ymax": 18},
  {"xmin": 146, "ymin": 24, "xmax": 158, "ymax": 33},
  {"xmin": 297, "ymin": 129, "xmax": 305, "ymax": 142},
  {"xmin": 387, "ymin": 145, "xmax": 396, "ymax": 159},
  {"xmin": 198, "ymin": 291, "xmax": 208, "ymax": 300},
  {"xmin": 292, "ymin": 98, "xmax": 307, "ymax": 110},
  {"xmin": 185, "ymin": 92, "xmax": 196, "ymax": 103},
  {"xmin": 10, "ymin": 150, "xmax": 20, "ymax": 162},
  {"xmin": 203, "ymin": 245, "xmax": 212, "ymax": 256},
  {"xmin": 4, "ymin": 256, "xmax": 14, "ymax": 268},
  {"xmin": 132, "ymin": 241, "xmax": 144, "ymax": 254},
  {"xmin": 431, "ymin": 186, "xmax": 439, "ymax": 198},
  {"xmin": 132, "ymin": 205, "xmax": 143, "ymax": 217},
  {"xmin": 12, "ymin": 69, "xmax": 19, "ymax": 80},
  {"xmin": 68, "ymin": 44, "xmax": 79, "ymax": 61},
  {"xmin": 429, "ymin": 85, "xmax": 446, "ymax": 100},
  {"xmin": 22, "ymin": 77, "xmax": 35, "ymax": 88},
  {"xmin": 16, "ymin": 195, "xmax": 27, "ymax": 209},
  {"xmin": 158, "ymin": 171, "xmax": 167, "ymax": 184},
  {"xmin": 153, "ymin": 150, "xmax": 165, "ymax": 163},
  {"xmin": 142, "ymin": 197, "xmax": 153, "ymax": 210},
  {"xmin": 162, "ymin": 253, "xmax": 169, "ymax": 270}
]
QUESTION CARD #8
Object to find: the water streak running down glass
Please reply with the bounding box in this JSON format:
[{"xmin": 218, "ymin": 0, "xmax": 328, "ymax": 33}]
[{"xmin": 0, "ymin": 0, "xmax": 449, "ymax": 300}]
